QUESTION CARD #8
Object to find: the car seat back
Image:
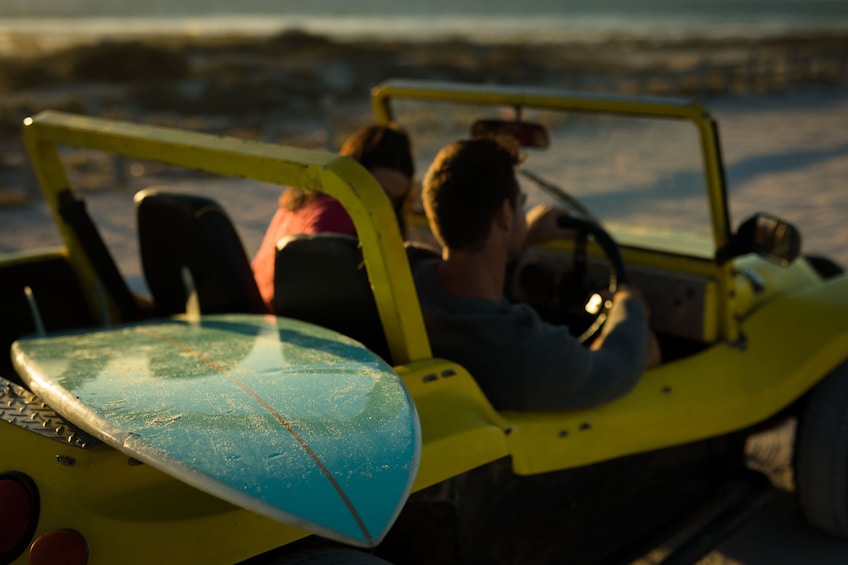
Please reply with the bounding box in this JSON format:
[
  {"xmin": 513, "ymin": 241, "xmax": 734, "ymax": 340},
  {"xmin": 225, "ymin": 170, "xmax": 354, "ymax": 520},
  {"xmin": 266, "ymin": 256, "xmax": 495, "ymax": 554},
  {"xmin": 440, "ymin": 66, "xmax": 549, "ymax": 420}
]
[
  {"xmin": 272, "ymin": 232, "xmax": 440, "ymax": 364},
  {"xmin": 135, "ymin": 188, "xmax": 267, "ymax": 316},
  {"xmin": 272, "ymin": 233, "xmax": 391, "ymax": 361}
]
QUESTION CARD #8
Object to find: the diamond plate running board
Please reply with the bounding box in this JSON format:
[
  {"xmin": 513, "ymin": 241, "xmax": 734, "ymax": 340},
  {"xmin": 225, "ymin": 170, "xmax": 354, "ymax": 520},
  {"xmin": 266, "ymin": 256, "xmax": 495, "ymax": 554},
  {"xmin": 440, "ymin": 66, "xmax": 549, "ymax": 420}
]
[{"xmin": 1, "ymin": 376, "xmax": 100, "ymax": 448}]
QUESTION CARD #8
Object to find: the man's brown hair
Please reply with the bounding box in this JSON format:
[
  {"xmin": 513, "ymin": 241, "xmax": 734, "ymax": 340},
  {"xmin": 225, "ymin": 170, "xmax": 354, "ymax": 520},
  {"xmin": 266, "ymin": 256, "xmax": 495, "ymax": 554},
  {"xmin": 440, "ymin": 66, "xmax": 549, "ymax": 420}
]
[{"xmin": 422, "ymin": 137, "xmax": 522, "ymax": 251}]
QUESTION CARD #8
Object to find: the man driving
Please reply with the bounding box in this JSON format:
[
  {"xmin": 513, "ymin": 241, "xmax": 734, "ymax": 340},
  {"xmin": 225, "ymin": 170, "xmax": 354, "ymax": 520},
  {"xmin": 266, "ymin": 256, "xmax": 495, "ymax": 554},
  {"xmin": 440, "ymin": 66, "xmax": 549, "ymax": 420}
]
[{"xmin": 413, "ymin": 136, "xmax": 660, "ymax": 411}]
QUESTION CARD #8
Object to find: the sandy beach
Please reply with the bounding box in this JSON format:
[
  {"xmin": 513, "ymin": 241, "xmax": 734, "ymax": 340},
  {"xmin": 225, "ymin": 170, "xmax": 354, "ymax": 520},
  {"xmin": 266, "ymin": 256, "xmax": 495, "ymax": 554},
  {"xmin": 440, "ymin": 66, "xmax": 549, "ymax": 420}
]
[
  {"xmin": 1, "ymin": 30, "xmax": 848, "ymax": 563},
  {"xmin": 2, "ymin": 31, "xmax": 847, "ymax": 278}
]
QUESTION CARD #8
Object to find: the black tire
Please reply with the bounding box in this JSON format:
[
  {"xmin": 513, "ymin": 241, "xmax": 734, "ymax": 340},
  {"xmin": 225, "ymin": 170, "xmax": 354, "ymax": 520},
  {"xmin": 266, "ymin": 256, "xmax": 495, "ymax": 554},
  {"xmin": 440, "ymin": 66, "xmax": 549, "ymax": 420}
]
[
  {"xmin": 794, "ymin": 360, "xmax": 848, "ymax": 537},
  {"xmin": 268, "ymin": 548, "xmax": 392, "ymax": 565}
]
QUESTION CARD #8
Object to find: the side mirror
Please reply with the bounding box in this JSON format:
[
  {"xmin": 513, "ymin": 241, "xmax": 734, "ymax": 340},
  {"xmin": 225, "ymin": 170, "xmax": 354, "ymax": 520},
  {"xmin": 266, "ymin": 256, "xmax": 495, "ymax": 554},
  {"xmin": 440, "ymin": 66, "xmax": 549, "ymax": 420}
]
[
  {"xmin": 471, "ymin": 119, "xmax": 550, "ymax": 149},
  {"xmin": 717, "ymin": 213, "xmax": 801, "ymax": 266}
]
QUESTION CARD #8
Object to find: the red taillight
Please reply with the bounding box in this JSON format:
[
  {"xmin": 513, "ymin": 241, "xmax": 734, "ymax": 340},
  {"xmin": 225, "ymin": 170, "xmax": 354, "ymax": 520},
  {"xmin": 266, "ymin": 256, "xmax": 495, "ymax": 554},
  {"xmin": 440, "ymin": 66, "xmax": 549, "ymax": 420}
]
[
  {"xmin": 29, "ymin": 529, "xmax": 88, "ymax": 565},
  {"xmin": 0, "ymin": 472, "xmax": 39, "ymax": 562},
  {"xmin": 0, "ymin": 478, "xmax": 30, "ymax": 552}
]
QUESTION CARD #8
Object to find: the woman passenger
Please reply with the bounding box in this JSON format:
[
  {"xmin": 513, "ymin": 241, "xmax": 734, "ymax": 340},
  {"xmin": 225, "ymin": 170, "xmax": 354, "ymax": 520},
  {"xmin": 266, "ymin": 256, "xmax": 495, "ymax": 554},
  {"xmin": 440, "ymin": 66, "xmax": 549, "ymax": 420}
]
[{"xmin": 251, "ymin": 123, "xmax": 415, "ymax": 310}]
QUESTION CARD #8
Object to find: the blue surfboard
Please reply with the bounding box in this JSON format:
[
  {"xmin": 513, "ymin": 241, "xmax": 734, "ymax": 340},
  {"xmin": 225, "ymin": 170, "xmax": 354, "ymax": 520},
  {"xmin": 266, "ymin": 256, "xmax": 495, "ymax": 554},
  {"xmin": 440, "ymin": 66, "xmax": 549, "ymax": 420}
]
[{"xmin": 12, "ymin": 313, "xmax": 420, "ymax": 547}]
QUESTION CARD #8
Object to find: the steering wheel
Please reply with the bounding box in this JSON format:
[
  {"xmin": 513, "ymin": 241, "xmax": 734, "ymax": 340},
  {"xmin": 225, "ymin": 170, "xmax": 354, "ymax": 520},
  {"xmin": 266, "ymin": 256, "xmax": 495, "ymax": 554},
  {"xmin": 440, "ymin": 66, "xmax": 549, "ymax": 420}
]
[
  {"xmin": 557, "ymin": 215, "xmax": 628, "ymax": 343},
  {"xmin": 514, "ymin": 214, "xmax": 627, "ymax": 344},
  {"xmin": 512, "ymin": 168, "xmax": 628, "ymax": 342}
]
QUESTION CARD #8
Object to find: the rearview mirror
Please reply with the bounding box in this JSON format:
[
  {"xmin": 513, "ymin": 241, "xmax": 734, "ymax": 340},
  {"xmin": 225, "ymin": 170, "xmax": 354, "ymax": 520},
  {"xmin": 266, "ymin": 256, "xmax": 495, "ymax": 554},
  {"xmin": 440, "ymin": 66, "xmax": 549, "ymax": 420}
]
[
  {"xmin": 471, "ymin": 119, "xmax": 550, "ymax": 149},
  {"xmin": 717, "ymin": 213, "xmax": 801, "ymax": 266}
]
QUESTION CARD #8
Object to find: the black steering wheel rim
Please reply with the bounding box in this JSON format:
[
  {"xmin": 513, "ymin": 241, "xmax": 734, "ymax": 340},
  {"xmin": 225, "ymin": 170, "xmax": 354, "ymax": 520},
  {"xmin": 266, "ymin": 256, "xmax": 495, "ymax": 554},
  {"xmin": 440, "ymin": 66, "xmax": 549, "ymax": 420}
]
[{"xmin": 555, "ymin": 215, "xmax": 628, "ymax": 343}]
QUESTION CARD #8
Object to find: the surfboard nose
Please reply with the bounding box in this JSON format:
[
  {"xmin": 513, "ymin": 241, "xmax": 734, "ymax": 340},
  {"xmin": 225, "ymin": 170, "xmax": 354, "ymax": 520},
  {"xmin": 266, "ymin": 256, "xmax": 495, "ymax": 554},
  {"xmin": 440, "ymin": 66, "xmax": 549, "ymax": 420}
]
[{"xmin": 12, "ymin": 313, "xmax": 421, "ymax": 548}]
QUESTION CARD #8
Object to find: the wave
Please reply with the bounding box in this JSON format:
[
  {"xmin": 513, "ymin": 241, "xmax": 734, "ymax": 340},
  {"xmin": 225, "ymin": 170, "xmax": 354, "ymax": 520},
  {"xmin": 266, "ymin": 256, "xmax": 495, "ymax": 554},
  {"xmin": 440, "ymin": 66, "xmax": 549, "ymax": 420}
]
[{"xmin": 2, "ymin": 13, "xmax": 848, "ymax": 47}]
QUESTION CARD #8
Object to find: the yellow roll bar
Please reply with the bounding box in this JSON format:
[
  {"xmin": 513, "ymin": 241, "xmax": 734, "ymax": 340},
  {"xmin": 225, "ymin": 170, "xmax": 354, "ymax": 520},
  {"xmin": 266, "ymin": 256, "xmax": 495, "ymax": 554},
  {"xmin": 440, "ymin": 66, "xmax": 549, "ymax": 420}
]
[{"xmin": 23, "ymin": 110, "xmax": 432, "ymax": 365}]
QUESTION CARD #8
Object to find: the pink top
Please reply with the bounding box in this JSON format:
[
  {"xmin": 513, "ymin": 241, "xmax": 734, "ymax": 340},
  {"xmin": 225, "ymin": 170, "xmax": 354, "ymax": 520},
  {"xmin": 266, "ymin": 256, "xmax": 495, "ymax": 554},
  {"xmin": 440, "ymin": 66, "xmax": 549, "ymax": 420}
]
[{"xmin": 252, "ymin": 194, "xmax": 356, "ymax": 310}]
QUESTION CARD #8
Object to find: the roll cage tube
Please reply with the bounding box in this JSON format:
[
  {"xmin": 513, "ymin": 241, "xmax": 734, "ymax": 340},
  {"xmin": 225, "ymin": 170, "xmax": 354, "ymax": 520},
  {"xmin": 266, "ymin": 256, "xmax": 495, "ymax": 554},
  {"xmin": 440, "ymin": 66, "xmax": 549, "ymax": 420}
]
[{"xmin": 23, "ymin": 111, "xmax": 432, "ymax": 365}]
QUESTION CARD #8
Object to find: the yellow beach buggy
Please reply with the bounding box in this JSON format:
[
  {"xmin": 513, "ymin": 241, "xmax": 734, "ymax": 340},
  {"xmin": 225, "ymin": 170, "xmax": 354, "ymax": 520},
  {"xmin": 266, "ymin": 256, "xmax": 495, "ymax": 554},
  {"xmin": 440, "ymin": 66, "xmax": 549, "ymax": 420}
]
[{"xmin": 1, "ymin": 79, "xmax": 846, "ymax": 564}]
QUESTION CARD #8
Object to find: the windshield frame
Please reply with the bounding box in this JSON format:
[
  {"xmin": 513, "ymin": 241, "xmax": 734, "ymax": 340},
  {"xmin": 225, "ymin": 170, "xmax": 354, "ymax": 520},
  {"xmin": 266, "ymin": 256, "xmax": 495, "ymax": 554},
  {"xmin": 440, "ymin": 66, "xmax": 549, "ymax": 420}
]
[{"xmin": 371, "ymin": 79, "xmax": 732, "ymax": 259}]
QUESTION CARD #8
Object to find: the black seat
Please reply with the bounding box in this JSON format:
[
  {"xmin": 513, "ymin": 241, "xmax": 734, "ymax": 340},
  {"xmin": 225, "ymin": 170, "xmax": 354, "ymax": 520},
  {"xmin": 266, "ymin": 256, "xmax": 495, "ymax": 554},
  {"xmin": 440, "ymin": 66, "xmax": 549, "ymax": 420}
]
[
  {"xmin": 272, "ymin": 234, "xmax": 390, "ymax": 360},
  {"xmin": 272, "ymin": 234, "xmax": 439, "ymax": 363},
  {"xmin": 135, "ymin": 188, "xmax": 267, "ymax": 316}
]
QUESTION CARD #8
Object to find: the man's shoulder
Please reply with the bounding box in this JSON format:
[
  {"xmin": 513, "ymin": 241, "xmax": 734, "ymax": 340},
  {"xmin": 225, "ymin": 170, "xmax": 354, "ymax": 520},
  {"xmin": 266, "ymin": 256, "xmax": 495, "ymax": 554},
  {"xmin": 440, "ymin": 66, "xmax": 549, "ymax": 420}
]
[
  {"xmin": 411, "ymin": 257, "xmax": 440, "ymax": 292},
  {"xmin": 412, "ymin": 260, "xmax": 553, "ymax": 331}
]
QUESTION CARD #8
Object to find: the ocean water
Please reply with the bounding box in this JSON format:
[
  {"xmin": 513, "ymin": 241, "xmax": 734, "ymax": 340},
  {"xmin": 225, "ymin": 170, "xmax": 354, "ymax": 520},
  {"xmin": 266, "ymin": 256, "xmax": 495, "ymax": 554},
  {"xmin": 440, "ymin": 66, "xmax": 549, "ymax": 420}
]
[{"xmin": 1, "ymin": 0, "xmax": 848, "ymax": 44}]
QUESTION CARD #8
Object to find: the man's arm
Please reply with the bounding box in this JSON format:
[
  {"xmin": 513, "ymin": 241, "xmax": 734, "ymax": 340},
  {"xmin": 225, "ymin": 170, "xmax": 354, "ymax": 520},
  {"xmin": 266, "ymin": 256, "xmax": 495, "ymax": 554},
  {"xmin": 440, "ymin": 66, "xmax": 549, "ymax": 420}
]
[
  {"xmin": 515, "ymin": 292, "xmax": 650, "ymax": 411},
  {"xmin": 592, "ymin": 286, "xmax": 661, "ymax": 368},
  {"xmin": 524, "ymin": 204, "xmax": 576, "ymax": 246}
]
